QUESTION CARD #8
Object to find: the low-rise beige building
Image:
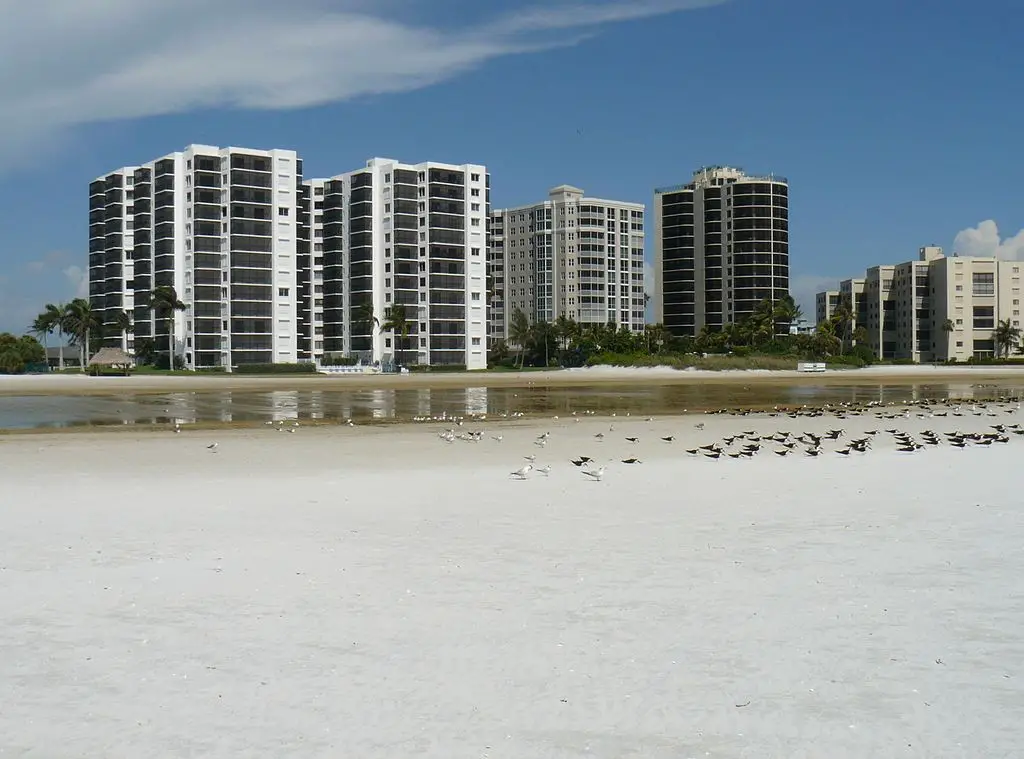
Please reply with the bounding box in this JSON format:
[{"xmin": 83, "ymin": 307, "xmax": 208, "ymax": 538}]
[
  {"xmin": 817, "ymin": 246, "xmax": 1023, "ymax": 361},
  {"xmin": 816, "ymin": 290, "xmax": 839, "ymax": 325}
]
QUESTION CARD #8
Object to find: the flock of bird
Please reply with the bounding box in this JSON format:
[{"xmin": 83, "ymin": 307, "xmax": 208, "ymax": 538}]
[
  {"xmin": 424, "ymin": 395, "xmax": 1024, "ymax": 481},
  {"xmin": 192, "ymin": 394, "xmax": 1023, "ymax": 471}
]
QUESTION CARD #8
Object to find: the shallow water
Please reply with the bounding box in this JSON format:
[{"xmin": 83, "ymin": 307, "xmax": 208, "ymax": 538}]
[{"xmin": 1, "ymin": 380, "xmax": 1023, "ymax": 430}]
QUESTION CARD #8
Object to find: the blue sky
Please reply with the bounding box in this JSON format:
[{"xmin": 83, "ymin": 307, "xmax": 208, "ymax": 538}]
[{"xmin": 1, "ymin": 0, "xmax": 1022, "ymax": 334}]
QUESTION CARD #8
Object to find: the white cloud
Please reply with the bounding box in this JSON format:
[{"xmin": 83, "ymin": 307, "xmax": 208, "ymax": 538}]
[
  {"xmin": 953, "ymin": 220, "xmax": 1024, "ymax": 261},
  {"xmin": 0, "ymin": 0, "xmax": 724, "ymax": 165},
  {"xmin": 62, "ymin": 266, "xmax": 89, "ymax": 299}
]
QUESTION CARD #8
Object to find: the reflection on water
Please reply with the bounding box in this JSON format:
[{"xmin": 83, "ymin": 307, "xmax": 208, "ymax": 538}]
[{"xmin": 1, "ymin": 381, "xmax": 1022, "ymax": 430}]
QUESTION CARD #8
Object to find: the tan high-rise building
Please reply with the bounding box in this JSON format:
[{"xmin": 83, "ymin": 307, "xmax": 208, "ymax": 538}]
[
  {"xmin": 489, "ymin": 185, "xmax": 646, "ymax": 342},
  {"xmin": 817, "ymin": 246, "xmax": 1024, "ymax": 361}
]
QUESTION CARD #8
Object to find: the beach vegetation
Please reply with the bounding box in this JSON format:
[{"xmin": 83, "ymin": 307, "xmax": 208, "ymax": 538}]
[
  {"xmin": 234, "ymin": 363, "xmax": 317, "ymax": 374},
  {"xmin": 380, "ymin": 304, "xmax": 413, "ymax": 368},
  {"xmin": 993, "ymin": 319, "xmax": 1022, "ymax": 358},
  {"xmin": 31, "ymin": 303, "xmax": 70, "ymax": 370},
  {"xmin": 63, "ymin": 298, "xmax": 103, "ymax": 370},
  {"xmin": 491, "ymin": 297, "xmax": 865, "ymax": 371},
  {"xmin": 149, "ymin": 286, "xmax": 188, "ymax": 370},
  {"xmin": 0, "ymin": 333, "xmax": 46, "ymax": 374}
]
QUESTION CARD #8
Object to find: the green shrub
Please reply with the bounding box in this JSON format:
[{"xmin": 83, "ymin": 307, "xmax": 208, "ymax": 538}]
[
  {"xmin": 408, "ymin": 364, "xmax": 467, "ymax": 373},
  {"xmin": 825, "ymin": 354, "xmax": 866, "ymax": 368},
  {"xmin": 234, "ymin": 363, "xmax": 317, "ymax": 374}
]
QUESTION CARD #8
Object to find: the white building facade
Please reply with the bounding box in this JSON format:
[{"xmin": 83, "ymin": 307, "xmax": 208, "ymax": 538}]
[
  {"xmin": 93, "ymin": 144, "xmax": 302, "ymax": 370},
  {"xmin": 89, "ymin": 167, "xmax": 138, "ymax": 353},
  {"xmin": 489, "ymin": 185, "xmax": 645, "ymax": 342},
  {"xmin": 304, "ymin": 158, "xmax": 489, "ymax": 370}
]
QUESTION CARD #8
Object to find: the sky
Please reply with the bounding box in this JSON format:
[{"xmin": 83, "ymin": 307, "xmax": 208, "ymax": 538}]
[{"xmin": 1, "ymin": 0, "xmax": 1022, "ymax": 334}]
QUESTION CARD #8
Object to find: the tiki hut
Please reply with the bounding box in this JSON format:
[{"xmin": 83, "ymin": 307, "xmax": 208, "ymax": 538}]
[{"xmin": 87, "ymin": 347, "xmax": 134, "ymax": 376}]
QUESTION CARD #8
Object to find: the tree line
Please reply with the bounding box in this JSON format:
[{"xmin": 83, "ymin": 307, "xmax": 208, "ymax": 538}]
[
  {"xmin": 24, "ymin": 286, "xmax": 189, "ymax": 370},
  {"xmin": 491, "ymin": 296, "xmax": 817, "ymax": 368}
]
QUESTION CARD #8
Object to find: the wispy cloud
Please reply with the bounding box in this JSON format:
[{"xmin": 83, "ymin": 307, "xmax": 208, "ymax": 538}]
[
  {"xmin": 0, "ymin": 0, "xmax": 724, "ymax": 166},
  {"xmin": 0, "ymin": 251, "xmax": 86, "ymax": 334},
  {"xmin": 953, "ymin": 220, "xmax": 1024, "ymax": 261},
  {"xmin": 790, "ymin": 274, "xmax": 839, "ymax": 322}
]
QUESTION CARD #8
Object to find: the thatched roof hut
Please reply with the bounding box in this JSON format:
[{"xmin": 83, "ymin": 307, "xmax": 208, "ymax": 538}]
[{"xmin": 88, "ymin": 347, "xmax": 134, "ymax": 375}]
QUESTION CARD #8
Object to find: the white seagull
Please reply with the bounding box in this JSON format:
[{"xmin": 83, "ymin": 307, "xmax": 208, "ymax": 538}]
[
  {"xmin": 582, "ymin": 466, "xmax": 605, "ymax": 482},
  {"xmin": 510, "ymin": 464, "xmax": 533, "ymax": 479},
  {"xmin": 206, "ymin": 442, "xmax": 218, "ymax": 451},
  {"xmin": 536, "ymin": 465, "xmax": 552, "ymax": 476}
]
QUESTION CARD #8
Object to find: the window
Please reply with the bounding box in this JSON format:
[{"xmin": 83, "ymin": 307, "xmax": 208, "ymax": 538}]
[
  {"xmin": 471, "ymin": 247, "xmax": 480, "ymax": 257},
  {"xmin": 471, "ymin": 292, "xmax": 480, "ymax": 301},
  {"xmin": 471, "ymin": 203, "xmax": 480, "ymax": 212},
  {"xmin": 472, "ymin": 337, "xmax": 481, "ymax": 346},
  {"xmin": 471, "ymin": 188, "xmax": 480, "ymax": 197},
  {"xmin": 972, "ymin": 271, "xmax": 995, "ymax": 296},
  {"xmin": 973, "ymin": 305, "xmax": 995, "ymax": 329},
  {"xmin": 471, "ymin": 173, "xmax": 480, "ymax": 182},
  {"xmin": 956, "ymin": 341, "xmax": 963, "ymax": 347},
  {"xmin": 279, "ymin": 287, "xmax": 290, "ymax": 297},
  {"xmin": 278, "ymin": 207, "xmax": 289, "ymax": 217},
  {"xmin": 471, "ymin": 219, "xmax": 480, "ymax": 227}
]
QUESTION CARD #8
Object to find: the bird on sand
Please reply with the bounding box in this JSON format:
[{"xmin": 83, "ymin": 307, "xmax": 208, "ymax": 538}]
[
  {"xmin": 510, "ymin": 464, "xmax": 533, "ymax": 479},
  {"xmin": 206, "ymin": 442, "xmax": 218, "ymax": 450},
  {"xmin": 582, "ymin": 467, "xmax": 606, "ymax": 481},
  {"xmin": 621, "ymin": 458, "xmax": 641, "ymax": 464}
]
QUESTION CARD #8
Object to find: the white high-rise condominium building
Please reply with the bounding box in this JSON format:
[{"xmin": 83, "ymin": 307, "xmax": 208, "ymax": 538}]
[
  {"xmin": 654, "ymin": 166, "xmax": 789, "ymax": 337},
  {"xmin": 489, "ymin": 185, "xmax": 646, "ymax": 342},
  {"xmin": 90, "ymin": 144, "xmax": 301, "ymax": 370},
  {"xmin": 89, "ymin": 167, "xmax": 138, "ymax": 353},
  {"xmin": 301, "ymin": 158, "xmax": 489, "ymax": 370}
]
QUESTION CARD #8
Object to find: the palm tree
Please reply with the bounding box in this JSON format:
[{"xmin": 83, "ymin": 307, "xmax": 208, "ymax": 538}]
[
  {"xmin": 993, "ymin": 318, "xmax": 1022, "ymax": 358},
  {"xmin": 830, "ymin": 298, "xmax": 854, "ymax": 354},
  {"xmin": 508, "ymin": 308, "xmax": 531, "ymax": 369},
  {"xmin": 38, "ymin": 303, "xmax": 68, "ymax": 370},
  {"xmin": 355, "ymin": 301, "xmax": 379, "ymax": 333},
  {"xmin": 773, "ymin": 294, "xmax": 803, "ymax": 335},
  {"xmin": 113, "ymin": 309, "xmax": 133, "ymax": 350},
  {"xmin": 530, "ymin": 320, "xmax": 556, "ymax": 367},
  {"xmin": 29, "ymin": 314, "xmax": 50, "ymax": 367},
  {"xmin": 941, "ymin": 318, "xmax": 955, "ymax": 359},
  {"xmin": 748, "ymin": 299, "xmax": 776, "ymax": 347},
  {"xmin": 63, "ymin": 298, "xmax": 102, "ymax": 371},
  {"xmin": 150, "ymin": 286, "xmax": 187, "ymax": 370},
  {"xmin": 380, "ymin": 304, "xmax": 411, "ymax": 368}
]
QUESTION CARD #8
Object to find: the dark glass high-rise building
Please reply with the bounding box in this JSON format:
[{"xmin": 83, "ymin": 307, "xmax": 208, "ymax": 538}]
[{"xmin": 654, "ymin": 166, "xmax": 789, "ymax": 336}]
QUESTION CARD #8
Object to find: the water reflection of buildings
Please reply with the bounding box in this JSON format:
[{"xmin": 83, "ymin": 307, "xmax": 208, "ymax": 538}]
[{"xmin": 464, "ymin": 387, "xmax": 488, "ymax": 417}]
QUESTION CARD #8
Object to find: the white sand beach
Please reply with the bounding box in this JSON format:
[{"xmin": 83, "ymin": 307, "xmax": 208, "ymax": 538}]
[{"xmin": 2, "ymin": 407, "xmax": 1023, "ymax": 757}]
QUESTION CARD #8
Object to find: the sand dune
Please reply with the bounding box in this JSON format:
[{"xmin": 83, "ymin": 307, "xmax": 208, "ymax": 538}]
[{"xmin": 1, "ymin": 407, "xmax": 1023, "ymax": 756}]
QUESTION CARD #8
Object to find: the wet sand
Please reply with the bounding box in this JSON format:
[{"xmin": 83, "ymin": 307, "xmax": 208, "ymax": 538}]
[
  {"xmin": 0, "ymin": 364, "xmax": 1022, "ymax": 398},
  {"xmin": 2, "ymin": 409, "xmax": 1023, "ymax": 756}
]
